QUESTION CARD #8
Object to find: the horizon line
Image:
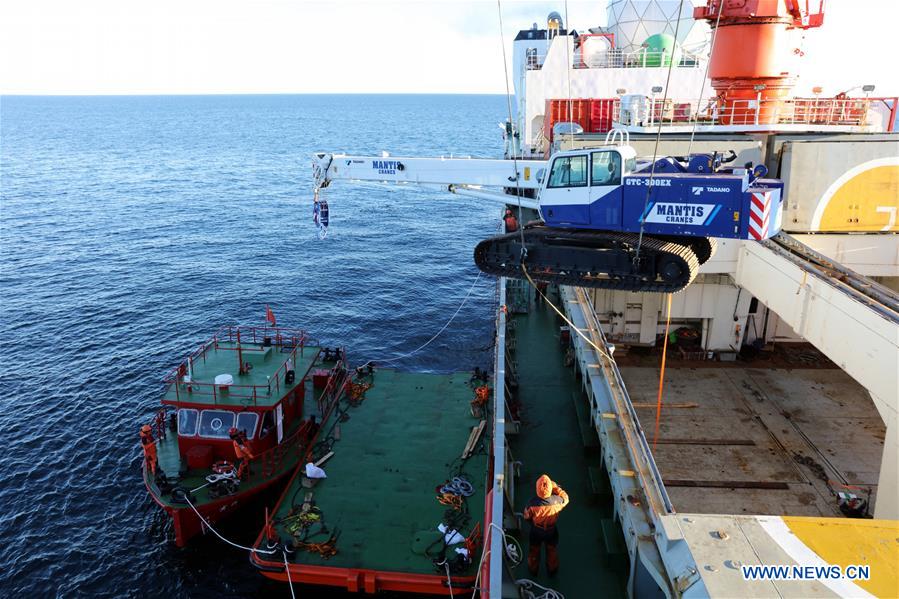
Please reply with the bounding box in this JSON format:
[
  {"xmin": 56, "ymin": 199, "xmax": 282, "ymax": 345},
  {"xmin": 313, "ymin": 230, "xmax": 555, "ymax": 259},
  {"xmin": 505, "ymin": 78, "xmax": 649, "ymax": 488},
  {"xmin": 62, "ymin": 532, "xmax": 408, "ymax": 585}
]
[{"xmin": 1, "ymin": 91, "xmax": 509, "ymax": 98}]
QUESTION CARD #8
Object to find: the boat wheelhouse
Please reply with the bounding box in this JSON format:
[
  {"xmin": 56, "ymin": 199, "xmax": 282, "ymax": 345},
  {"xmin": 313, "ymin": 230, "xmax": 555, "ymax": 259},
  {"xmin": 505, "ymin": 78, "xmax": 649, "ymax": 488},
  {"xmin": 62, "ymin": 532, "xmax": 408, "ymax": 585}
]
[{"xmin": 142, "ymin": 325, "xmax": 347, "ymax": 546}]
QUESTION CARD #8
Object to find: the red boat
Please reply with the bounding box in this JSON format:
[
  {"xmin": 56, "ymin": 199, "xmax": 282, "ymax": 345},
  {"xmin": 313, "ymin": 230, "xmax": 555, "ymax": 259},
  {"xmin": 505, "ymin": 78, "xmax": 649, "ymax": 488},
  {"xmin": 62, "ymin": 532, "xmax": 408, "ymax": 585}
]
[{"xmin": 140, "ymin": 325, "xmax": 347, "ymax": 546}]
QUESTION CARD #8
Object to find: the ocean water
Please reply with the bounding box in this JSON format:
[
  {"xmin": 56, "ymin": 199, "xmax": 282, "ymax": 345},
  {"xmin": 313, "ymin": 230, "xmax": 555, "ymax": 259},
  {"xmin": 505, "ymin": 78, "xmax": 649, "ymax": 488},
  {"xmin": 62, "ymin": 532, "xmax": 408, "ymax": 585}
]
[{"xmin": 0, "ymin": 94, "xmax": 507, "ymax": 597}]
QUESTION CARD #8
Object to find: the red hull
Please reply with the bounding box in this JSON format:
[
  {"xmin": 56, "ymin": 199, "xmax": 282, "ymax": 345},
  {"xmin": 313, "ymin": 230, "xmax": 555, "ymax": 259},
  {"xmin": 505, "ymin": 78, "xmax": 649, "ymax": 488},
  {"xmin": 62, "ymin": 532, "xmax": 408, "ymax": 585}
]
[
  {"xmin": 251, "ymin": 559, "xmax": 476, "ymax": 596},
  {"xmin": 144, "ymin": 466, "xmax": 295, "ymax": 547}
]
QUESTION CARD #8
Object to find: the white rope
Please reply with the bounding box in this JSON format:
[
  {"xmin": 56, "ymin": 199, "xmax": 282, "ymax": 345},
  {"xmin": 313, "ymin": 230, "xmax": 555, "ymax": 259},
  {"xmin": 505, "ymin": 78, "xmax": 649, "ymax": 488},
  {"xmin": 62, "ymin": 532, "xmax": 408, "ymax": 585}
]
[
  {"xmin": 283, "ymin": 550, "xmax": 297, "ymax": 599},
  {"xmin": 183, "ymin": 494, "xmax": 278, "ymax": 555},
  {"xmin": 687, "ymin": 0, "xmax": 725, "ymax": 156},
  {"xmin": 444, "ymin": 560, "xmax": 455, "ymax": 599},
  {"xmin": 362, "ymin": 271, "xmax": 483, "ymax": 367},
  {"xmin": 471, "ymin": 521, "xmax": 525, "ymax": 593}
]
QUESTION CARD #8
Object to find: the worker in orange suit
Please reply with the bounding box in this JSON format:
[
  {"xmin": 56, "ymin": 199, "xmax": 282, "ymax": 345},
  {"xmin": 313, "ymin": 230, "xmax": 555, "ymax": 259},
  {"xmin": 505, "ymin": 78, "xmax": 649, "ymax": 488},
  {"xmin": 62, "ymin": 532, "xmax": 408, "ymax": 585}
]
[
  {"xmin": 523, "ymin": 474, "xmax": 569, "ymax": 576},
  {"xmin": 503, "ymin": 209, "xmax": 519, "ymax": 233},
  {"xmin": 140, "ymin": 424, "xmax": 158, "ymax": 476},
  {"xmin": 229, "ymin": 427, "xmax": 255, "ymax": 479}
]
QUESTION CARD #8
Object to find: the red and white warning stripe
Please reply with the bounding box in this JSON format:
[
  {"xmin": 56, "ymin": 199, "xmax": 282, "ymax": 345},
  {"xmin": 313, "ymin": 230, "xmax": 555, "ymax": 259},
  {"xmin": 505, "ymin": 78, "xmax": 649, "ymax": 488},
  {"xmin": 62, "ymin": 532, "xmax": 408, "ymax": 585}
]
[{"xmin": 749, "ymin": 191, "xmax": 772, "ymax": 240}]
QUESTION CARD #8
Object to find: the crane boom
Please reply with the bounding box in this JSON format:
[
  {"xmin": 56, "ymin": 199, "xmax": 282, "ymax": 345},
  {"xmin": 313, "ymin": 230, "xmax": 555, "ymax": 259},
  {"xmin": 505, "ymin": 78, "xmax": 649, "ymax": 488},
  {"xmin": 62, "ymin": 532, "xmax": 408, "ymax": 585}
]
[{"xmin": 313, "ymin": 152, "xmax": 545, "ymax": 197}]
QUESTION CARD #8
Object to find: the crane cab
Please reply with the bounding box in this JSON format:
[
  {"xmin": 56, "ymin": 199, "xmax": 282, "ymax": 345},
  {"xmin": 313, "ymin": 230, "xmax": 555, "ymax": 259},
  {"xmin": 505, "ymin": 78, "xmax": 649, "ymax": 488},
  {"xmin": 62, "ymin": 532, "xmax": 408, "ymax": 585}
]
[{"xmin": 538, "ymin": 146, "xmax": 637, "ymax": 228}]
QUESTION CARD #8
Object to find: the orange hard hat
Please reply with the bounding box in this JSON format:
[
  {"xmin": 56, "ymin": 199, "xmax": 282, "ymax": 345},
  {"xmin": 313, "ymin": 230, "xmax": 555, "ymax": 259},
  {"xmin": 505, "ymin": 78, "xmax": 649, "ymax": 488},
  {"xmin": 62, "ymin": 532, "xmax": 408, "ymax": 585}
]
[
  {"xmin": 140, "ymin": 424, "xmax": 152, "ymax": 434},
  {"xmin": 536, "ymin": 474, "xmax": 553, "ymax": 499}
]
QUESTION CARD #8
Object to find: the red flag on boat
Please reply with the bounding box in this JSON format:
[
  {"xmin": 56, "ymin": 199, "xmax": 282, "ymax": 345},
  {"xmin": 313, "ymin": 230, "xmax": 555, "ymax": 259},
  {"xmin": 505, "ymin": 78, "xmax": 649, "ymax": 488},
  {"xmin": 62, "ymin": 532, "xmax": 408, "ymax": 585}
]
[{"xmin": 265, "ymin": 305, "xmax": 277, "ymax": 327}]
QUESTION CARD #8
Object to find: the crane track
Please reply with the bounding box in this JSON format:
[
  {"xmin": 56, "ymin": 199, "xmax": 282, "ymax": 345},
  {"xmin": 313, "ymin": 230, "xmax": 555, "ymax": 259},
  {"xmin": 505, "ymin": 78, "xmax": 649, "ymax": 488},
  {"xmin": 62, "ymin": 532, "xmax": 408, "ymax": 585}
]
[{"xmin": 474, "ymin": 227, "xmax": 700, "ymax": 293}]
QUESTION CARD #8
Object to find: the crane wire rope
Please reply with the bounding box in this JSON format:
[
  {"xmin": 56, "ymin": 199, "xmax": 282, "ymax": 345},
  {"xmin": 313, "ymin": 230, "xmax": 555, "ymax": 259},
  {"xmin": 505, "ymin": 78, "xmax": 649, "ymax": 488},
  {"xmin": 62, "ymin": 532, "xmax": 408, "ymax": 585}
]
[
  {"xmin": 564, "ymin": 0, "xmax": 573, "ymax": 130},
  {"xmin": 634, "ymin": 0, "xmax": 686, "ymax": 263},
  {"xmin": 495, "ymin": 0, "xmax": 528, "ymax": 256},
  {"xmin": 360, "ymin": 271, "xmax": 482, "ymax": 368},
  {"xmin": 687, "ymin": 0, "xmax": 725, "ymax": 156},
  {"xmin": 652, "ymin": 293, "xmax": 673, "ymax": 449},
  {"xmin": 521, "ymin": 263, "xmax": 612, "ymax": 363}
]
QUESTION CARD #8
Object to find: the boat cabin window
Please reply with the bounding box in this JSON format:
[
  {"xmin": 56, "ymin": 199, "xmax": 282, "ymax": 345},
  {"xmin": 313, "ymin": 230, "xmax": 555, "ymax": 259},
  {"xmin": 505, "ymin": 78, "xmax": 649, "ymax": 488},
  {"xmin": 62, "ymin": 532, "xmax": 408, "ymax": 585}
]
[
  {"xmin": 177, "ymin": 408, "xmax": 199, "ymax": 436},
  {"xmin": 547, "ymin": 155, "xmax": 588, "ymax": 188},
  {"xmin": 260, "ymin": 410, "xmax": 275, "ymax": 438},
  {"xmin": 198, "ymin": 409, "xmax": 235, "ymax": 439},
  {"xmin": 591, "ymin": 151, "xmax": 621, "ymax": 186},
  {"xmin": 236, "ymin": 412, "xmax": 259, "ymax": 439}
]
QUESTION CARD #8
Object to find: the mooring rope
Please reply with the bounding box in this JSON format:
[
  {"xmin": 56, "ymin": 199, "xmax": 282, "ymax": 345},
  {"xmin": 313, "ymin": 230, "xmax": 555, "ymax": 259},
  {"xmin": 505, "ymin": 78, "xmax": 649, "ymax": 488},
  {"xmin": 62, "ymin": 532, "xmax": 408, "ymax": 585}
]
[
  {"xmin": 360, "ymin": 271, "xmax": 482, "ymax": 368},
  {"xmin": 182, "ymin": 494, "xmax": 278, "ymax": 555}
]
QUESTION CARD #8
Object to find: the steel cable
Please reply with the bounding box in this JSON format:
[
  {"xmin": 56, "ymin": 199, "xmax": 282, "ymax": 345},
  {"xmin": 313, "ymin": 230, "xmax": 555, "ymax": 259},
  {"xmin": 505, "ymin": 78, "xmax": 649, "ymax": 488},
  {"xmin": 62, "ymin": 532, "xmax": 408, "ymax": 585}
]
[{"xmin": 634, "ymin": 0, "xmax": 686, "ymax": 262}]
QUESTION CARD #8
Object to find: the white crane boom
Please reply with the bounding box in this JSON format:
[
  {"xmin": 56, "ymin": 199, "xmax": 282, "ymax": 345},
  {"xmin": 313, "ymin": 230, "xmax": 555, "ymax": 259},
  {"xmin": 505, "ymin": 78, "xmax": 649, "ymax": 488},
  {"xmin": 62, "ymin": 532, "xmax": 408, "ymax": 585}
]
[{"xmin": 312, "ymin": 152, "xmax": 545, "ymax": 209}]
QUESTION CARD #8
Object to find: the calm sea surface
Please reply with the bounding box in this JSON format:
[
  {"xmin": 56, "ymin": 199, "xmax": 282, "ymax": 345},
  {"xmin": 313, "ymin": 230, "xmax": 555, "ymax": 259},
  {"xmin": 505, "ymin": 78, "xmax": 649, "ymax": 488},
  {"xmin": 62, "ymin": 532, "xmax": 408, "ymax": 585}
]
[{"xmin": 0, "ymin": 94, "xmax": 507, "ymax": 597}]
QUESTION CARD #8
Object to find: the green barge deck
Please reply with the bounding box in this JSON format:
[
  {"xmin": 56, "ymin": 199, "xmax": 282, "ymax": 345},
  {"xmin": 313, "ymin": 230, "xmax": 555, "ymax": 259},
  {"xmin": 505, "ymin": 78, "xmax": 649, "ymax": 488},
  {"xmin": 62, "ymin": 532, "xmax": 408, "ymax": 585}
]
[{"xmin": 253, "ymin": 368, "xmax": 491, "ymax": 595}]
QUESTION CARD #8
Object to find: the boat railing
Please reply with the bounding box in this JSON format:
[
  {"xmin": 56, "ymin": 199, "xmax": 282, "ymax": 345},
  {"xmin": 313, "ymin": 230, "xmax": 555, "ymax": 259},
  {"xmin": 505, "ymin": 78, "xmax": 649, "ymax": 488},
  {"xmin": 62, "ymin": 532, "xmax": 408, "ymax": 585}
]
[
  {"xmin": 163, "ymin": 326, "xmax": 319, "ymax": 407},
  {"xmin": 258, "ymin": 418, "xmax": 315, "ymax": 478},
  {"xmin": 316, "ymin": 359, "xmax": 349, "ymax": 417},
  {"xmin": 613, "ymin": 94, "xmax": 898, "ymax": 130}
]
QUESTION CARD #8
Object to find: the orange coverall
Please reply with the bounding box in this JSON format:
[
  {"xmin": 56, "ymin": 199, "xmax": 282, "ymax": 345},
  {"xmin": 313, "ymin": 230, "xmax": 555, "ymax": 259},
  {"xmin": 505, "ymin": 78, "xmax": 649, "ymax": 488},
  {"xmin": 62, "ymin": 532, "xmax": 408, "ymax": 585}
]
[
  {"xmin": 522, "ymin": 475, "xmax": 569, "ymax": 575},
  {"xmin": 140, "ymin": 432, "xmax": 157, "ymax": 475},
  {"xmin": 232, "ymin": 439, "xmax": 255, "ymax": 479}
]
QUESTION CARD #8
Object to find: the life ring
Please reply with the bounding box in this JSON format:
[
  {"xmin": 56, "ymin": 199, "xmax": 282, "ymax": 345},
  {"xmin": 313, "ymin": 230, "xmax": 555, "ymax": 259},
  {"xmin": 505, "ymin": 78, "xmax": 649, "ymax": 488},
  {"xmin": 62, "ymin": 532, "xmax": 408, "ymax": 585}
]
[{"xmin": 212, "ymin": 460, "xmax": 235, "ymax": 475}]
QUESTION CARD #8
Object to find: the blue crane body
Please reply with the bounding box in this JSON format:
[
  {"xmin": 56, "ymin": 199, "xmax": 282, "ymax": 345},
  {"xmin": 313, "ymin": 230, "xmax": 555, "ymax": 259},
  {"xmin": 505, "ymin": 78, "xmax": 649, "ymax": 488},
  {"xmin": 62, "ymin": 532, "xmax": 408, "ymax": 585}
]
[
  {"xmin": 536, "ymin": 148, "xmax": 783, "ymax": 241},
  {"xmin": 312, "ymin": 144, "xmax": 784, "ymax": 292}
]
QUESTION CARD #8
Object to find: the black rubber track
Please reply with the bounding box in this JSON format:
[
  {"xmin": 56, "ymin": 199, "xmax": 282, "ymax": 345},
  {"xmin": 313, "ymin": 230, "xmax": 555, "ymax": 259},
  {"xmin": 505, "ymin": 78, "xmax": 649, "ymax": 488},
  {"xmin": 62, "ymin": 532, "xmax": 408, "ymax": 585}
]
[
  {"xmin": 474, "ymin": 227, "xmax": 700, "ymax": 293},
  {"xmin": 688, "ymin": 237, "xmax": 717, "ymax": 265}
]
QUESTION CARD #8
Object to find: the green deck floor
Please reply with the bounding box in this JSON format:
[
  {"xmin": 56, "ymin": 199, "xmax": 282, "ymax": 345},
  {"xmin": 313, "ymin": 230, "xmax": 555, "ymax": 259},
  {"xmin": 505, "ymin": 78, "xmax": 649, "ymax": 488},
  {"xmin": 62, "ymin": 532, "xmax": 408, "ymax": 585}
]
[
  {"xmin": 163, "ymin": 342, "xmax": 321, "ymax": 407},
  {"xmin": 508, "ymin": 292, "xmax": 628, "ymax": 597},
  {"xmin": 273, "ymin": 369, "xmax": 489, "ymax": 576}
]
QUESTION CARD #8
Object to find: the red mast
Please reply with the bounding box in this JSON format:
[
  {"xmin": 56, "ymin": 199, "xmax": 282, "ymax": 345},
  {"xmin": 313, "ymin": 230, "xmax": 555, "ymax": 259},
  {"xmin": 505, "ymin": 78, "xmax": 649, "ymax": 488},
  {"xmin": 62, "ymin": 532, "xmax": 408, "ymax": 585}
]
[{"xmin": 693, "ymin": 0, "xmax": 825, "ymax": 124}]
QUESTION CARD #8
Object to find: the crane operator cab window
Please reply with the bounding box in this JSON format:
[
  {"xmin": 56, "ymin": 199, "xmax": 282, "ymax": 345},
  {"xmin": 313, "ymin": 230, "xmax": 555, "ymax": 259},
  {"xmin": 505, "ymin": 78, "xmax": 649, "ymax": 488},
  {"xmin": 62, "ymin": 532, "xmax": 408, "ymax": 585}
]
[
  {"xmin": 591, "ymin": 150, "xmax": 621, "ymax": 186},
  {"xmin": 547, "ymin": 155, "xmax": 588, "ymax": 188}
]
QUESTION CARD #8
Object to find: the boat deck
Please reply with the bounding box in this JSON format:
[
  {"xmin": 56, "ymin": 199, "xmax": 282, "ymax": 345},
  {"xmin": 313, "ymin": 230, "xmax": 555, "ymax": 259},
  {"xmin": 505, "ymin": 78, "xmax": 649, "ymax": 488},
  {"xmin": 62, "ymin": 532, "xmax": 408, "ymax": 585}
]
[
  {"xmin": 618, "ymin": 361, "xmax": 886, "ymax": 517},
  {"xmin": 150, "ymin": 415, "xmax": 308, "ymax": 508},
  {"xmin": 257, "ymin": 369, "xmax": 490, "ymax": 594},
  {"xmin": 162, "ymin": 341, "xmax": 321, "ymax": 408},
  {"xmin": 506, "ymin": 290, "xmax": 628, "ymax": 598}
]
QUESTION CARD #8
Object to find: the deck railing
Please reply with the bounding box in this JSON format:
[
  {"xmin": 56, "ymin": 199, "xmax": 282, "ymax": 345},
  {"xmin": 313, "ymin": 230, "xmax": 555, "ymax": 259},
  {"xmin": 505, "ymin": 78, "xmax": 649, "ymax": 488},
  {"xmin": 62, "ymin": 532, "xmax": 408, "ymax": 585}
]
[
  {"xmin": 525, "ymin": 48, "xmax": 703, "ymax": 72},
  {"xmin": 163, "ymin": 326, "xmax": 319, "ymax": 407},
  {"xmin": 614, "ymin": 95, "xmax": 898, "ymax": 130}
]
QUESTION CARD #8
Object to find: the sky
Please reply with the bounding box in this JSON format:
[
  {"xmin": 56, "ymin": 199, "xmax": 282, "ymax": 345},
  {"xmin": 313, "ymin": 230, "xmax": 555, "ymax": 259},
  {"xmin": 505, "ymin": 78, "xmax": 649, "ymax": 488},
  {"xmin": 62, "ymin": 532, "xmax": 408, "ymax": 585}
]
[{"xmin": 1, "ymin": 0, "xmax": 897, "ymax": 96}]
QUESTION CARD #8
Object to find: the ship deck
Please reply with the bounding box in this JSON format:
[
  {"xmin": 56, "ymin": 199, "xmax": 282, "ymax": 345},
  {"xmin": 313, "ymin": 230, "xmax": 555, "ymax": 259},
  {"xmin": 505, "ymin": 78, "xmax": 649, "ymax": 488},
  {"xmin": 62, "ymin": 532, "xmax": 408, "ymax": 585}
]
[
  {"xmin": 506, "ymin": 293, "xmax": 628, "ymax": 597},
  {"xmin": 162, "ymin": 341, "xmax": 321, "ymax": 408},
  {"xmin": 617, "ymin": 356, "xmax": 886, "ymax": 518},
  {"xmin": 255, "ymin": 369, "xmax": 490, "ymax": 594}
]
